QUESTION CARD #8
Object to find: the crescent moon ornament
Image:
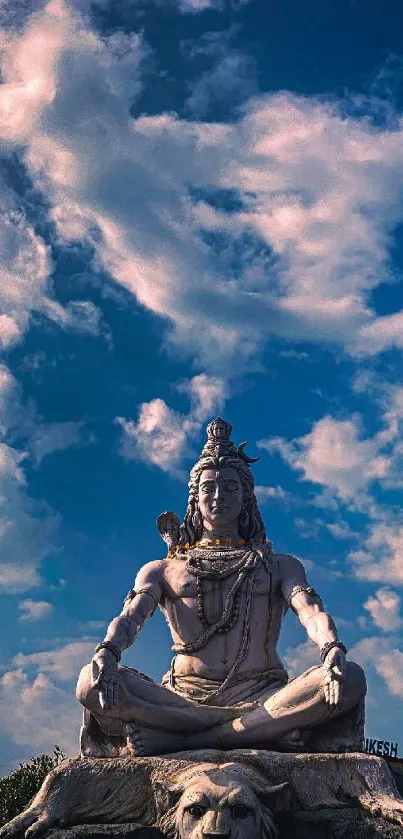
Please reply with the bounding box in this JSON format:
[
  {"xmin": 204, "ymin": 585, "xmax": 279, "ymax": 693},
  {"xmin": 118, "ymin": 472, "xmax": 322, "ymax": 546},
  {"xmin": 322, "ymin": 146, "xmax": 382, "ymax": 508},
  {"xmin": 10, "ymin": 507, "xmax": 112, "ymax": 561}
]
[{"xmin": 236, "ymin": 441, "xmax": 260, "ymax": 464}]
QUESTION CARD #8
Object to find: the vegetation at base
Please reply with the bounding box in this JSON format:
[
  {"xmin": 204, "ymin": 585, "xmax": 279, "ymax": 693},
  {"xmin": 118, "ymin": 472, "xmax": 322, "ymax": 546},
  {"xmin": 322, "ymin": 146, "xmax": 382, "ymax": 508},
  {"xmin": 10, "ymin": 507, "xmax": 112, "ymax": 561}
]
[{"xmin": 0, "ymin": 746, "xmax": 65, "ymax": 828}]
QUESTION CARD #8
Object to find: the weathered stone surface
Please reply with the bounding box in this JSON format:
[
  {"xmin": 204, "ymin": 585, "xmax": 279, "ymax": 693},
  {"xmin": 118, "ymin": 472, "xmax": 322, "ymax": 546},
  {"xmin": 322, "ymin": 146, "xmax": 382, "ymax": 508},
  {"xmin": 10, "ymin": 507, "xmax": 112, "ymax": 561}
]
[
  {"xmin": 1, "ymin": 750, "xmax": 402, "ymax": 839},
  {"xmin": 33, "ymin": 811, "xmax": 403, "ymax": 839},
  {"xmin": 45, "ymin": 828, "xmax": 163, "ymax": 839},
  {"xmin": 277, "ymin": 809, "xmax": 403, "ymax": 838}
]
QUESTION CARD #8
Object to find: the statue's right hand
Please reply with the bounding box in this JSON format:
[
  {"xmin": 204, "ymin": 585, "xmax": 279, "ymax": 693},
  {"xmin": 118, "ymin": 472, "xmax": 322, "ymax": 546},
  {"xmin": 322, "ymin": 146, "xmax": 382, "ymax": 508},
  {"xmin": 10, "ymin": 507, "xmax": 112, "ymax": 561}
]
[{"xmin": 91, "ymin": 649, "xmax": 120, "ymax": 710}]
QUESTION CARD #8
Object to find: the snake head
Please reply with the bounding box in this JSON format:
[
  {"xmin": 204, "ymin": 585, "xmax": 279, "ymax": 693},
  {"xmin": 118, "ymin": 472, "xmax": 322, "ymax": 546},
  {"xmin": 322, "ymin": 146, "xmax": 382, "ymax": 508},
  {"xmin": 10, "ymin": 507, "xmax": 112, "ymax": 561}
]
[{"xmin": 157, "ymin": 511, "xmax": 181, "ymax": 553}]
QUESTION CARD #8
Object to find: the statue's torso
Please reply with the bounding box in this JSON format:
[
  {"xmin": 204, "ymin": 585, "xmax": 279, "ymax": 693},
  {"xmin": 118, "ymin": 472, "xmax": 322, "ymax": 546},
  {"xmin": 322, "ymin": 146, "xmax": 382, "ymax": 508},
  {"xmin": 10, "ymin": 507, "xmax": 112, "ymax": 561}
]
[{"xmin": 159, "ymin": 551, "xmax": 287, "ymax": 680}]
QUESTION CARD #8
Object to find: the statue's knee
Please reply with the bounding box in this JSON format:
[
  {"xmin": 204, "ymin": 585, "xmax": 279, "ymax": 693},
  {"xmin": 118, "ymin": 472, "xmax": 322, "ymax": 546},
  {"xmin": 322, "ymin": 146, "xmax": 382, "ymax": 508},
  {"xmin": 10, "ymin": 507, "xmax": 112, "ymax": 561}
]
[
  {"xmin": 76, "ymin": 664, "xmax": 93, "ymax": 707},
  {"xmin": 345, "ymin": 660, "xmax": 367, "ymax": 704}
]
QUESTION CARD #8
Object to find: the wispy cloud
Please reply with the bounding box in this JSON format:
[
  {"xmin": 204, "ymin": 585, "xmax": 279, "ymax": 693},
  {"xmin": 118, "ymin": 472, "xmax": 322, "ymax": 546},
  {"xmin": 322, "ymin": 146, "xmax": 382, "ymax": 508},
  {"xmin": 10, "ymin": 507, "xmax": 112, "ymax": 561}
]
[
  {"xmin": 182, "ymin": 27, "xmax": 257, "ymax": 117},
  {"xmin": 363, "ymin": 588, "xmax": 402, "ymax": 632},
  {"xmin": 258, "ymin": 416, "xmax": 388, "ymax": 500},
  {"xmin": 255, "ymin": 484, "xmax": 289, "ymax": 502},
  {"xmin": 18, "ymin": 599, "xmax": 54, "ymax": 621},
  {"xmin": 0, "ymin": 670, "xmax": 80, "ymax": 755},
  {"xmin": 349, "ymin": 523, "xmax": 403, "ymax": 585},
  {"xmin": 30, "ymin": 420, "xmax": 92, "ymax": 466},
  {"xmin": 350, "ymin": 636, "xmax": 403, "ymax": 699},
  {"xmin": 13, "ymin": 641, "xmax": 94, "ymax": 681},
  {"xmin": 117, "ymin": 373, "xmax": 225, "ymax": 475},
  {"xmin": 282, "ymin": 640, "xmax": 318, "ymax": 679},
  {"xmin": 3, "ymin": 1, "xmax": 403, "ymax": 380}
]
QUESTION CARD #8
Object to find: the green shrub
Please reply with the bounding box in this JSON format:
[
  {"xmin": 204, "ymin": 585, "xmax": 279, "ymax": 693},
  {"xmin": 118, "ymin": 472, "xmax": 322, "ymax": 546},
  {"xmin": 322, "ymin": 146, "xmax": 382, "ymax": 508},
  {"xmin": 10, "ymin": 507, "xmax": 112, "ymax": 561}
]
[{"xmin": 0, "ymin": 746, "xmax": 65, "ymax": 828}]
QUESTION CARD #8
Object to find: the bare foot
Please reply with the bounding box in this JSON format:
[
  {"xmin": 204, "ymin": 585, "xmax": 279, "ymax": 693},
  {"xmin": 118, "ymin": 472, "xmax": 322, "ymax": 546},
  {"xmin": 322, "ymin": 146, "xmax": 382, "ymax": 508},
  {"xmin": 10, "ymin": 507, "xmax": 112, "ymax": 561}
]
[{"xmin": 275, "ymin": 729, "xmax": 308, "ymax": 752}]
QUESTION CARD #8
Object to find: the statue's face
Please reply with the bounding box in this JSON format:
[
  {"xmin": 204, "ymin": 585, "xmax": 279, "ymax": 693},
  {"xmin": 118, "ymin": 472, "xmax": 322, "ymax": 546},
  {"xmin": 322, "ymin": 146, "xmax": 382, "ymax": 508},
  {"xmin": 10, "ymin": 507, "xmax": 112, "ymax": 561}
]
[
  {"xmin": 198, "ymin": 467, "xmax": 243, "ymax": 529},
  {"xmin": 211, "ymin": 420, "xmax": 227, "ymax": 439}
]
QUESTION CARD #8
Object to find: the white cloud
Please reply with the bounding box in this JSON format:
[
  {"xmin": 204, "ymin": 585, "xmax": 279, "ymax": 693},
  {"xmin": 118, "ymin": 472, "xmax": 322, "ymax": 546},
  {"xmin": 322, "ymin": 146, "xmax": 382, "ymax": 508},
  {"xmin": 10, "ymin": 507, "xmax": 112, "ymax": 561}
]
[
  {"xmin": 259, "ymin": 416, "xmax": 388, "ymax": 500},
  {"xmin": 0, "ymin": 441, "xmax": 58, "ymax": 592},
  {"xmin": 0, "ymin": 368, "xmax": 58, "ymax": 593},
  {"xmin": 258, "ymin": 378, "xmax": 403, "ymax": 504},
  {"xmin": 183, "ymin": 30, "xmax": 256, "ymax": 117},
  {"xmin": 0, "ymin": 670, "xmax": 80, "ymax": 755},
  {"xmin": 282, "ymin": 640, "xmax": 318, "ymax": 678},
  {"xmin": 325, "ymin": 520, "xmax": 357, "ymax": 540},
  {"xmin": 117, "ymin": 399, "xmax": 190, "ymax": 476},
  {"xmin": 177, "ymin": 373, "xmax": 226, "ymax": 422},
  {"xmin": 293, "ymin": 516, "xmax": 323, "ymax": 540},
  {"xmin": 177, "ymin": 0, "xmax": 223, "ymax": 11},
  {"xmin": 349, "ymin": 523, "xmax": 403, "ymax": 585},
  {"xmin": 363, "ymin": 588, "xmax": 402, "ymax": 632},
  {"xmin": 255, "ymin": 484, "xmax": 289, "ymax": 502},
  {"xmin": 355, "ymin": 311, "xmax": 403, "ymax": 356},
  {"xmin": 0, "ymin": 366, "xmax": 21, "ymax": 435},
  {"xmin": 0, "ymin": 199, "xmax": 51, "ymax": 350},
  {"xmin": 117, "ymin": 373, "xmax": 225, "ymax": 475},
  {"xmin": 3, "ymin": 1, "xmax": 403, "ymax": 374},
  {"xmin": 350, "ymin": 636, "xmax": 403, "ymax": 699},
  {"xmin": 30, "ymin": 420, "xmax": 90, "ymax": 465},
  {"xmin": 18, "ymin": 599, "xmax": 54, "ymax": 621},
  {"xmin": 283, "ymin": 635, "xmax": 403, "ymax": 725},
  {"xmin": 13, "ymin": 641, "xmax": 94, "ymax": 681}
]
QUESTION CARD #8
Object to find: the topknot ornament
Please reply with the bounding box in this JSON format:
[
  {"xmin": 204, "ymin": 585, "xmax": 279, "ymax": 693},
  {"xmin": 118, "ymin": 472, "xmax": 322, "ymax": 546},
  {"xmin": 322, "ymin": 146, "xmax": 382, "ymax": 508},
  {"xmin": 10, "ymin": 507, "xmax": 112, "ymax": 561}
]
[{"xmin": 202, "ymin": 417, "xmax": 260, "ymax": 465}]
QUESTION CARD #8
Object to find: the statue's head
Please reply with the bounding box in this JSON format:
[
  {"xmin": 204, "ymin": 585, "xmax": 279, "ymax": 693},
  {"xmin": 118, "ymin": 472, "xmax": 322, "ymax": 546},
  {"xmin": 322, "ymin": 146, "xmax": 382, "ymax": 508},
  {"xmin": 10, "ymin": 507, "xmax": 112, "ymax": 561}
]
[
  {"xmin": 180, "ymin": 418, "xmax": 266, "ymax": 546},
  {"xmin": 156, "ymin": 763, "xmax": 290, "ymax": 839}
]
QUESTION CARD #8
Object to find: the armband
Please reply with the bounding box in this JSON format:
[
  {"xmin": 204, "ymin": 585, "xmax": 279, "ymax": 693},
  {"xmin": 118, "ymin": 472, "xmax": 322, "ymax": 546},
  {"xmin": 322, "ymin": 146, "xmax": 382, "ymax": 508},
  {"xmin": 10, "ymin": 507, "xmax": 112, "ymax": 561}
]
[
  {"xmin": 289, "ymin": 585, "xmax": 320, "ymax": 605},
  {"xmin": 123, "ymin": 587, "xmax": 159, "ymax": 611}
]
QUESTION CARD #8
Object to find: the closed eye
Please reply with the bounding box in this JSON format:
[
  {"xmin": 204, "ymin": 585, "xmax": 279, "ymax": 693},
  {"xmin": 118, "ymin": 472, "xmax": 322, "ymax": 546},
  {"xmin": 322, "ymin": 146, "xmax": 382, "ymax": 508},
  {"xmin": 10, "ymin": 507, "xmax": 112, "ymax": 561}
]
[
  {"xmin": 230, "ymin": 804, "xmax": 252, "ymax": 819},
  {"xmin": 185, "ymin": 805, "xmax": 206, "ymax": 819}
]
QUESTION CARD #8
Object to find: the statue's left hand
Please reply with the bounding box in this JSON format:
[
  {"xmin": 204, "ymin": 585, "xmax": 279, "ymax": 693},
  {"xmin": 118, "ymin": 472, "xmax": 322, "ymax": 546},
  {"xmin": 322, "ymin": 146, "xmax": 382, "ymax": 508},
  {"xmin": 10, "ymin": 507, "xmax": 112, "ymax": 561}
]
[{"xmin": 322, "ymin": 647, "xmax": 346, "ymax": 707}]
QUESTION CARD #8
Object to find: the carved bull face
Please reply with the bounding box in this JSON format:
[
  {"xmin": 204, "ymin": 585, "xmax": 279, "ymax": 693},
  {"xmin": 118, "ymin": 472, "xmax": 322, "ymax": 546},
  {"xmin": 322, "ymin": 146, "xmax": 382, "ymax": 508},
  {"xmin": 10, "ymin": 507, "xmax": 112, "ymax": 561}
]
[{"xmin": 156, "ymin": 766, "xmax": 290, "ymax": 839}]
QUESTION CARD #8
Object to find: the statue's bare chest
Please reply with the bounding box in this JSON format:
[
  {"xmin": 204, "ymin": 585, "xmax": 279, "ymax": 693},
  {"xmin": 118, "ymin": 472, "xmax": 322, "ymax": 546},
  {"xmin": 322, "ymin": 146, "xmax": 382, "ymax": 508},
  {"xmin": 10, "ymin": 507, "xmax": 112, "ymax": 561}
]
[
  {"xmin": 161, "ymin": 555, "xmax": 280, "ymax": 605},
  {"xmin": 159, "ymin": 553, "xmax": 286, "ymax": 669}
]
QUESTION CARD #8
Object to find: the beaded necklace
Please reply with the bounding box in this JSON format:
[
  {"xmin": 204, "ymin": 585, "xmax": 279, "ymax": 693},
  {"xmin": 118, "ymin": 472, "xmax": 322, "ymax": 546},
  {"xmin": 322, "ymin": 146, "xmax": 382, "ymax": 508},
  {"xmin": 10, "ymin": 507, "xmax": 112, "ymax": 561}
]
[
  {"xmin": 173, "ymin": 548, "xmax": 263, "ymax": 654},
  {"xmin": 172, "ymin": 545, "xmax": 272, "ymax": 703},
  {"xmin": 185, "ymin": 549, "xmax": 252, "ymax": 634}
]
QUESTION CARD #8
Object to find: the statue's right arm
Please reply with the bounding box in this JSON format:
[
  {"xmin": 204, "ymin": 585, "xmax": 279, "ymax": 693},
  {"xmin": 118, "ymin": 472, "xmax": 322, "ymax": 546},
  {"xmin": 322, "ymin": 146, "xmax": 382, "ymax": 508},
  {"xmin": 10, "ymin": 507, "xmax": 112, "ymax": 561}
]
[
  {"xmin": 90, "ymin": 561, "xmax": 164, "ymax": 710},
  {"xmin": 103, "ymin": 560, "xmax": 164, "ymax": 652}
]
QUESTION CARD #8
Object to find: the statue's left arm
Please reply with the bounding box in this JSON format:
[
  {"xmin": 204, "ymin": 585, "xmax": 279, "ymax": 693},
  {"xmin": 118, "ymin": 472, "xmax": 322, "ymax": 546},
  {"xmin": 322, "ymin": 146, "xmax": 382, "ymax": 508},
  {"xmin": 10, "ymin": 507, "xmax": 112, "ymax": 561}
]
[{"xmin": 279, "ymin": 553, "xmax": 347, "ymax": 707}]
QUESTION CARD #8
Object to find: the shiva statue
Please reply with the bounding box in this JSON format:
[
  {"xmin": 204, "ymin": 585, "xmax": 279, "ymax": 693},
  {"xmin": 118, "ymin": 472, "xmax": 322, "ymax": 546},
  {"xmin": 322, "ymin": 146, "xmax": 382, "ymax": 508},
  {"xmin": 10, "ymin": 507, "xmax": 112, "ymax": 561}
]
[{"xmin": 77, "ymin": 418, "xmax": 367, "ymax": 757}]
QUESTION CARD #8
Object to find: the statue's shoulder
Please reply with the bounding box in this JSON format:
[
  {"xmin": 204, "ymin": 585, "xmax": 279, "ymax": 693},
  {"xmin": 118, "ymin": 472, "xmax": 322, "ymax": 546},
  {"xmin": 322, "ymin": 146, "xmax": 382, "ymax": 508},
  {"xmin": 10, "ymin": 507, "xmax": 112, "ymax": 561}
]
[
  {"xmin": 272, "ymin": 552, "xmax": 307, "ymax": 580},
  {"xmin": 134, "ymin": 558, "xmax": 167, "ymax": 587}
]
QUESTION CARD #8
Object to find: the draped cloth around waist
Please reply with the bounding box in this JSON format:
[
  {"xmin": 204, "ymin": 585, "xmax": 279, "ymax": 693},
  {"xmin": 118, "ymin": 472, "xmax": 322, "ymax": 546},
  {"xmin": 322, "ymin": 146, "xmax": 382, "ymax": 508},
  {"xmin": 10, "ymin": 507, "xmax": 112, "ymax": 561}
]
[{"xmin": 162, "ymin": 665, "xmax": 289, "ymax": 708}]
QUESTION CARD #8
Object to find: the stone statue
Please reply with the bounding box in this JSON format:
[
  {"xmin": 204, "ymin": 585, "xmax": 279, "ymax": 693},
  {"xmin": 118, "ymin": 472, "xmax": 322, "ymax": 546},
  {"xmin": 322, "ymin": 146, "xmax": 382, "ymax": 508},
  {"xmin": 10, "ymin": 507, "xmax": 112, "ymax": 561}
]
[{"xmin": 76, "ymin": 417, "xmax": 367, "ymax": 758}]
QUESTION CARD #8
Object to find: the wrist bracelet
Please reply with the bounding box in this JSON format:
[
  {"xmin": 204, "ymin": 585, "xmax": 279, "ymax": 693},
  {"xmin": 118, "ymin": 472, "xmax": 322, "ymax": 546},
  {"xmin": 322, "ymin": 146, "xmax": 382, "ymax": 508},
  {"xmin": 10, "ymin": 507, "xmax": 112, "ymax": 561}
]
[
  {"xmin": 94, "ymin": 641, "xmax": 121, "ymax": 662},
  {"xmin": 320, "ymin": 641, "xmax": 347, "ymax": 663}
]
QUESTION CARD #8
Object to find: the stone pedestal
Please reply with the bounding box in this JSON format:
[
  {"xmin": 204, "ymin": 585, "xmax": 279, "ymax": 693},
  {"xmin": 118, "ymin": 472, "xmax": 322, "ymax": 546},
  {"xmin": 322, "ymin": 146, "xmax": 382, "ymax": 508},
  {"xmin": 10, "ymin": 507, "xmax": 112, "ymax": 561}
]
[{"xmin": 1, "ymin": 750, "xmax": 402, "ymax": 839}]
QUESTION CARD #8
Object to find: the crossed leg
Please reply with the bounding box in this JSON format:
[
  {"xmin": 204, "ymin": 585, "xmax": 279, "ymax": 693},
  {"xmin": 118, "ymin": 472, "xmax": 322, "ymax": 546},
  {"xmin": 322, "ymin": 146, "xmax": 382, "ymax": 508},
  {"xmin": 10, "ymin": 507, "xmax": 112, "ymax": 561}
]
[
  {"xmin": 77, "ymin": 660, "xmax": 366, "ymax": 755},
  {"xmin": 183, "ymin": 661, "xmax": 367, "ymax": 750}
]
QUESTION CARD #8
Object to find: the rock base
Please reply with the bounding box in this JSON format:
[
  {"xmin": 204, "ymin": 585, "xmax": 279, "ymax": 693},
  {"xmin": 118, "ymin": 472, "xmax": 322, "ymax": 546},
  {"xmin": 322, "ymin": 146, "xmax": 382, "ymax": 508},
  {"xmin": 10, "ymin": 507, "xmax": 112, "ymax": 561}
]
[
  {"xmin": 44, "ymin": 829, "xmax": 162, "ymax": 839},
  {"xmin": 1, "ymin": 750, "xmax": 402, "ymax": 839},
  {"xmin": 37, "ymin": 812, "xmax": 403, "ymax": 839},
  {"xmin": 278, "ymin": 809, "xmax": 403, "ymax": 838}
]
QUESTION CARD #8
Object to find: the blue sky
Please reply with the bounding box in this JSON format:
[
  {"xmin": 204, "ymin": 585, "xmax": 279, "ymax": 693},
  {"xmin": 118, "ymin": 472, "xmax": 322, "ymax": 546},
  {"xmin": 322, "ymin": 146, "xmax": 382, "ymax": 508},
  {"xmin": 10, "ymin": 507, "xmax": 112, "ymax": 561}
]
[{"xmin": 1, "ymin": 0, "xmax": 403, "ymax": 770}]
